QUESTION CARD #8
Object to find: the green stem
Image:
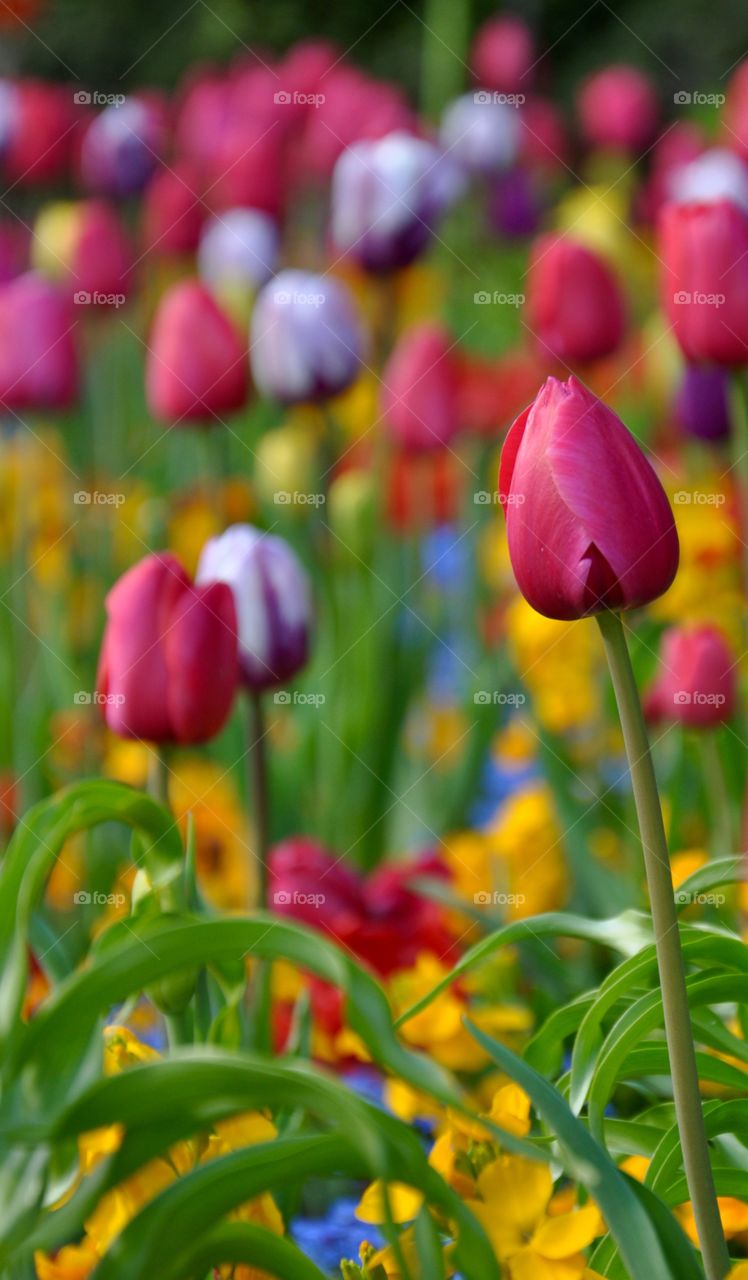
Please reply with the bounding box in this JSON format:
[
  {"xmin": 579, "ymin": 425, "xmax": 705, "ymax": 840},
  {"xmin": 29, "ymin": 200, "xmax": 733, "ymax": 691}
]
[
  {"xmin": 729, "ymin": 372, "xmax": 748, "ymax": 602},
  {"xmin": 147, "ymin": 746, "xmax": 170, "ymax": 810},
  {"xmin": 698, "ymin": 732, "xmax": 734, "ymax": 860},
  {"xmin": 247, "ymin": 691, "xmax": 269, "ymax": 909},
  {"xmin": 597, "ymin": 611, "xmax": 729, "ymax": 1280}
]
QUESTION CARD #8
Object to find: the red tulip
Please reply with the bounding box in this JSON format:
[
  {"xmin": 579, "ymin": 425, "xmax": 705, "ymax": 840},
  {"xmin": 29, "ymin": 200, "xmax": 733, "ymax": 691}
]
[
  {"xmin": 519, "ymin": 96, "xmax": 569, "ymax": 175},
  {"xmin": 141, "ymin": 161, "xmax": 205, "ymax": 256},
  {"xmin": 205, "ymin": 123, "xmax": 286, "ymax": 217},
  {"xmin": 645, "ymin": 625, "xmax": 736, "ymax": 728},
  {"xmin": 499, "ymin": 376, "xmax": 679, "ymax": 620},
  {"xmin": 0, "ymin": 272, "xmax": 78, "ymax": 412},
  {"xmin": 381, "ymin": 324, "xmax": 460, "ymax": 452},
  {"xmin": 471, "ymin": 14, "xmax": 535, "ymax": 94},
  {"xmin": 577, "ymin": 65, "xmax": 659, "ymax": 153},
  {"xmin": 659, "ymin": 198, "xmax": 748, "ymax": 365},
  {"xmin": 5, "ymin": 80, "xmax": 79, "ymax": 184},
  {"xmin": 97, "ymin": 553, "xmax": 238, "ymax": 744},
  {"xmin": 526, "ymin": 234, "xmax": 626, "ymax": 364},
  {"xmin": 146, "ymin": 281, "xmax": 248, "ymax": 424},
  {"xmin": 724, "ymin": 60, "xmax": 748, "ymax": 160}
]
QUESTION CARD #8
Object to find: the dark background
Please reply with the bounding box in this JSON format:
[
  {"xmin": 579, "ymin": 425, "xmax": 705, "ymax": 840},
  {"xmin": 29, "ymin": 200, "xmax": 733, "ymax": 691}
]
[{"xmin": 6, "ymin": 0, "xmax": 748, "ymax": 111}]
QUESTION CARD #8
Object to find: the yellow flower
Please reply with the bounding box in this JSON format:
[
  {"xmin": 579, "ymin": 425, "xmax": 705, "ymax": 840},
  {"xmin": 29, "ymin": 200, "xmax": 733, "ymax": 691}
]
[
  {"xmin": 486, "ymin": 784, "xmax": 568, "ymax": 919},
  {"xmin": 506, "ymin": 598, "xmax": 603, "ymax": 735},
  {"xmin": 356, "ymin": 1181, "xmax": 425, "ymax": 1224},
  {"xmin": 465, "ymin": 1156, "xmax": 602, "ymax": 1280},
  {"xmin": 34, "ymin": 1243, "xmax": 99, "ymax": 1280},
  {"xmin": 677, "ymin": 1197, "xmax": 748, "ymax": 1245}
]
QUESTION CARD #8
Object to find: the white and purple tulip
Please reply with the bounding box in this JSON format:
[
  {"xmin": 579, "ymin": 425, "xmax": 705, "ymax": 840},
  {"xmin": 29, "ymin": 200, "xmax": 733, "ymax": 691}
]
[
  {"xmin": 329, "ymin": 130, "xmax": 462, "ymax": 272},
  {"xmin": 197, "ymin": 207, "xmax": 279, "ymax": 293},
  {"xmin": 80, "ymin": 97, "xmax": 167, "ymax": 198},
  {"xmin": 250, "ymin": 269, "xmax": 363, "ymax": 404},
  {"xmin": 196, "ymin": 524, "xmax": 312, "ymax": 691},
  {"xmin": 440, "ymin": 92, "xmax": 520, "ymax": 177}
]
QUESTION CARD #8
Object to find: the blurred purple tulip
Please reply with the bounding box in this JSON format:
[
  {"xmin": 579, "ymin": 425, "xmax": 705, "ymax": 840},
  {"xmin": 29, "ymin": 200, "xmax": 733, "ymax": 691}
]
[
  {"xmin": 79, "ymin": 96, "xmax": 167, "ymax": 198},
  {"xmin": 330, "ymin": 130, "xmax": 461, "ymax": 272},
  {"xmin": 250, "ymin": 269, "xmax": 362, "ymax": 403},
  {"xmin": 196, "ymin": 524, "xmax": 312, "ymax": 691},
  {"xmin": 440, "ymin": 92, "xmax": 520, "ymax": 176},
  {"xmin": 198, "ymin": 207, "xmax": 278, "ymax": 292},
  {"xmin": 674, "ymin": 364, "xmax": 731, "ymax": 442}
]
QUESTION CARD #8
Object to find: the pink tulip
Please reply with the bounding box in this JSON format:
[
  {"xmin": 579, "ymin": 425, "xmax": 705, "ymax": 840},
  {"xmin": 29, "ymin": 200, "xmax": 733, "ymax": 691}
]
[
  {"xmin": 381, "ymin": 325, "xmax": 460, "ymax": 452},
  {"xmin": 577, "ymin": 65, "xmax": 659, "ymax": 153},
  {"xmin": 146, "ymin": 281, "xmax": 247, "ymax": 424},
  {"xmin": 471, "ymin": 14, "xmax": 535, "ymax": 94},
  {"xmin": 499, "ymin": 376, "xmax": 679, "ymax": 620},
  {"xmin": 296, "ymin": 67, "xmax": 414, "ymax": 182},
  {"xmin": 519, "ymin": 96, "xmax": 569, "ymax": 175},
  {"xmin": 34, "ymin": 200, "xmax": 131, "ymax": 303},
  {"xmin": 645, "ymin": 626, "xmax": 736, "ymax": 728},
  {"xmin": 5, "ymin": 80, "xmax": 79, "ymax": 184},
  {"xmin": 659, "ymin": 198, "xmax": 748, "ymax": 365},
  {"xmin": 0, "ymin": 272, "xmax": 78, "ymax": 411},
  {"xmin": 526, "ymin": 234, "xmax": 626, "ymax": 364},
  {"xmin": 97, "ymin": 553, "xmax": 238, "ymax": 745},
  {"xmin": 141, "ymin": 161, "xmax": 205, "ymax": 256}
]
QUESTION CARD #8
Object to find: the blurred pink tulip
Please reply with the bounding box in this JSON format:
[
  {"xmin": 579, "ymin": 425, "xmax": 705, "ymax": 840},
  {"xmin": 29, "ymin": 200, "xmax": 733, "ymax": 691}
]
[
  {"xmin": 659, "ymin": 198, "xmax": 748, "ymax": 365},
  {"xmin": 381, "ymin": 324, "xmax": 460, "ymax": 453},
  {"xmin": 146, "ymin": 281, "xmax": 247, "ymax": 424},
  {"xmin": 646, "ymin": 626, "xmax": 736, "ymax": 728},
  {"xmin": 0, "ymin": 272, "xmax": 78, "ymax": 411},
  {"xmin": 577, "ymin": 65, "xmax": 659, "ymax": 153},
  {"xmin": 526, "ymin": 234, "xmax": 626, "ymax": 364}
]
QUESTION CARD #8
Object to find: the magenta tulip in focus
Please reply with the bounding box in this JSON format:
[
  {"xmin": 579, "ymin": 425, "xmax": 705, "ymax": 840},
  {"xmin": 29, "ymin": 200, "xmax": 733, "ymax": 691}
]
[
  {"xmin": 577, "ymin": 65, "xmax": 659, "ymax": 153},
  {"xmin": 499, "ymin": 376, "xmax": 679, "ymax": 620},
  {"xmin": 196, "ymin": 524, "xmax": 312, "ymax": 691},
  {"xmin": 471, "ymin": 14, "xmax": 535, "ymax": 94},
  {"xmin": 526, "ymin": 234, "xmax": 626, "ymax": 364},
  {"xmin": 146, "ymin": 281, "xmax": 248, "ymax": 424},
  {"xmin": 381, "ymin": 324, "xmax": 460, "ymax": 453},
  {"xmin": 0, "ymin": 272, "xmax": 78, "ymax": 411},
  {"xmin": 659, "ymin": 198, "xmax": 748, "ymax": 365},
  {"xmin": 97, "ymin": 553, "xmax": 238, "ymax": 745},
  {"xmin": 645, "ymin": 625, "xmax": 736, "ymax": 728}
]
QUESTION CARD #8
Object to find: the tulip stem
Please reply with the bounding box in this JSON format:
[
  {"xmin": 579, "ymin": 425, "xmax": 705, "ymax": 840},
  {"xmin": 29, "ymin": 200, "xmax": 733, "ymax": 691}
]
[
  {"xmin": 247, "ymin": 691, "xmax": 269, "ymax": 909},
  {"xmin": 596, "ymin": 610, "xmax": 729, "ymax": 1280},
  {"xmin": 729, "ymin": 372, "xmax": 748, "ymax": 600},
  {"xmin": 147, "ymin": 747, "xmax": 170, "ymax": 811}
]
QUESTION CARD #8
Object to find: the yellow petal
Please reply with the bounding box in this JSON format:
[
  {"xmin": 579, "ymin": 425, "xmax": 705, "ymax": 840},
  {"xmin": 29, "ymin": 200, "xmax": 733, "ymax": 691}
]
[
  {"xmin": 532, "ymin": 1205, "xmax": 601, "ymax": 1258},
  {"xmin": 355, "ymin": 1180, "xmax": 425, "ymax": 1224},
  {"xmin": 477, "ymin": 1156, "xmax": 552, "ymax": 1238}
]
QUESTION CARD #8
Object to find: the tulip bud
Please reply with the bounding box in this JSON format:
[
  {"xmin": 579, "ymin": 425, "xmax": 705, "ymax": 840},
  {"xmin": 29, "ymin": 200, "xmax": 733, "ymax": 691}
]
[
  {"xmin": 32, "ymin": 200, "xmax": 131, "ymax": 303},
  {"xmin": 328, "ymin": 468, "xmax": 377, "ymax": 561},
  {"xmin": 198, "ymin": 207, "xmax": 278, "ymax": 293},
  {"xmin": 5, "ymin": 80, "xmax": 78, "ymax": 184},
  {"xmin": 669, "ymin": 149, "xmax": 748, "ymax": 213},
  {"xmin": 250, "ymin": 270, "xmax": 363, "ymax": 404},
  {"xmin": 674, "ymin": 364, "xmax": 731, "ymax": 442},
  {"xmin": 660, "ymin": 199, "xmax": 748, "ymax": 365},
  {"xmin": 196, "ymin": 524, "xmax": 312, "ymax": 691},
  {"xmin": 0, "ymin": 272, "xmax": 78, "ymax": 411},
  {"xmin": 141, "ymin": 161, "xmax": 205, "ymax": 257},
  {"xmin": 97, "ymin": 553, "xmax": 238, "ymax": 744},
  {"xmin": 330, "ymin": 131, "xmax": 460, "ymax": 273},
  {"xmin": 381, "ymin": 324, "xmax": 460, "ymax": 452},
  {"xmin": 519, "ymin": 97, "xmax": 569, "ymax": 176},
  {"xmin": 499, "ymin": 376, "xmax": 679, "ymax": 620},
  {"xmin": 577, "ymin": 65, "xmax": 659, "ymax": 153},
  {"xmin": 254, "ymin": 421, "xmax": 319, "ymax": 511},
  {"xmin": 525, "ymin": 234, "xmax": 626, "ymax": 364},
  {"xmin": 645, "ymin": 625, "xmax": 736, "ymax": 728},
  {"xmin": 471, "ymin": 14, "xmax": 535, "ymax": 94},
  {"xmin": 146, "ymin": 281, "xmax": 248, "ymax": 425},
  {"xmin": 296, "ymin": 67, "xmax": 414, "ymax": 183},
  {"xmin": 440, "ymin": 93, "xmax": 520, "ymax": 176},
  {"xmin": 79, "ymin": 95, "xmax": 167, "ymax": 198}
]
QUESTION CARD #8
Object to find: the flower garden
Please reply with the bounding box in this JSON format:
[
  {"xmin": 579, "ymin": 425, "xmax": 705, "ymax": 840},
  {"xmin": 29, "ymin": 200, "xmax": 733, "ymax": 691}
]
[{"xmin": 0, "ymin": 3, "xmax": 748, "ymax": 1278}]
